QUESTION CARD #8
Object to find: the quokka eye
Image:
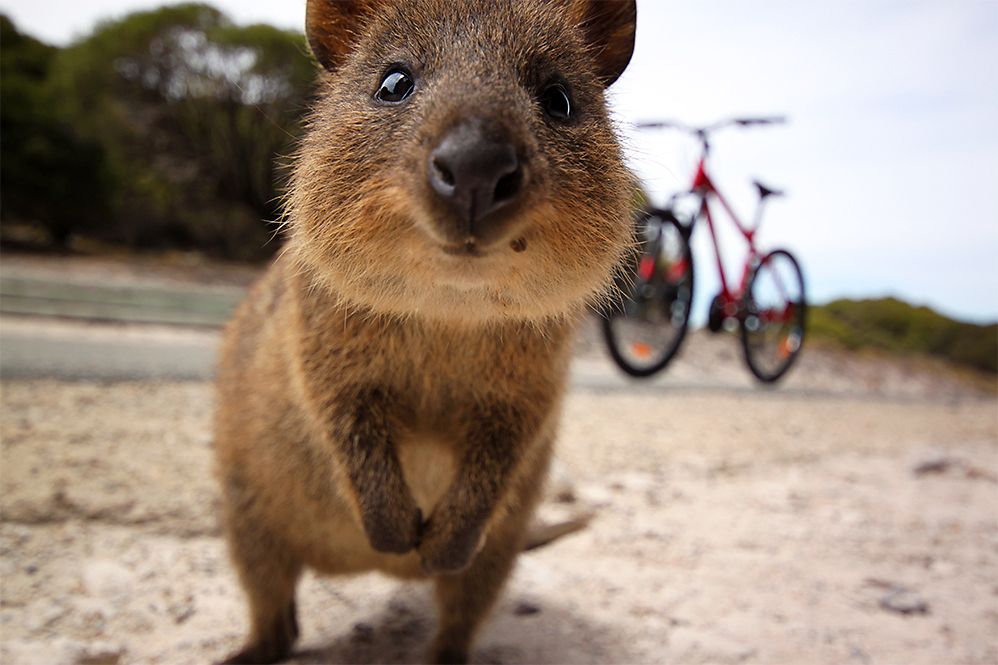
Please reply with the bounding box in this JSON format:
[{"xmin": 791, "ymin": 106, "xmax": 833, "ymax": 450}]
[
  {"xmin": 375, "ymin": 69, "xmax": 415, "ymax": 103},
  {"xmin": 539, "ymin": 83, "xmax": 572, "ymax": 120}
]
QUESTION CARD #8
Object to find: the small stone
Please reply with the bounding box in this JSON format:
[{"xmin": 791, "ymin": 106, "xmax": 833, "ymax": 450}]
[
  {"xmin": 72, "ymin": 640, "xmax": 125, "ymax": 665},
  {"xmin": 913, "ymin": 450, "xmax": 951, "ymax": 475},
  {"xmin": 930, "ymin": 559, "xmax": 956, "ymax": 577},
  {"xmin": 513, "ymin": 601, "xmax": 541, "ymax": 616},
  {"xmin": 546, "ymin": 461, "xmax": 577, "ymax": 503},
  {"xmin": 351, "ymin": 622, "xmax": 374, "ymax": 644},
  {"xmin": 880, "ymin": 588, "xmax": 929, "ymax": 615},
  {"xmin": 82, "ymin": 560, "xmax": 134, "ymax": 599}
]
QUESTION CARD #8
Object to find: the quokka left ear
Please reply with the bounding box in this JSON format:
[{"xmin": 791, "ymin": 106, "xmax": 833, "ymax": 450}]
[{"xmin": 573, "ymin": 0, "xmax": 637, "ymax": 87}]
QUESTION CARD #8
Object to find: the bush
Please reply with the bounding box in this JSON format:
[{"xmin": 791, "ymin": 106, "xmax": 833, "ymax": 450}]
[{"xmin": 808, "ymin": 298, "xmax": 997, "ymax": 374}]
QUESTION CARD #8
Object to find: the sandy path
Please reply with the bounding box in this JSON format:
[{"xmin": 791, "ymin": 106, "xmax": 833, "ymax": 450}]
[{"xmin": 1, "ymin": 333, "xmax": 995, "ymax": 664}]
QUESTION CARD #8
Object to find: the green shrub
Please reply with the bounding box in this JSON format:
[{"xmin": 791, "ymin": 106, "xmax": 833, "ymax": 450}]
[{"xmin": 808, "ymin": 298, "xmax": 997, "ymax": 374}]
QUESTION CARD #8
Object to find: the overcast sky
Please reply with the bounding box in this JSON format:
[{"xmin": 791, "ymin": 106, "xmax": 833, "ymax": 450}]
[{"xmin": 3, "ymin": 0, "xmax": 996, "ymax": 324}]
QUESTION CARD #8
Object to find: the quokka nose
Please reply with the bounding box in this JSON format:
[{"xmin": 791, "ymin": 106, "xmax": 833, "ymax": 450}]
[{"xmin": 427, "ymin": 122, "xmax": 523, "ymax": 236}]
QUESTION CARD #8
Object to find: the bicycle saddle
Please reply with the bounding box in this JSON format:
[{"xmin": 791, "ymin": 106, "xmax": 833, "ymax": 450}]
[{"xmin": 753, "ymin": 180, "xmax": 784, "ymax": 199}]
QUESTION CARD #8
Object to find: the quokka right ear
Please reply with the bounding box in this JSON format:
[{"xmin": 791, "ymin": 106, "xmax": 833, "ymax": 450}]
[{"xmin": 306, "ymin": 0, "xmax": 386, "ymax": 72}]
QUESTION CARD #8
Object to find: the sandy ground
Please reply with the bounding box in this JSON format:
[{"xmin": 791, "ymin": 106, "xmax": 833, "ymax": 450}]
[
  {"xmin": 0, "ymin": 252, "xmax": 996, "ymax": 663},
  {"xmin": 1, "ymin": 324, "xmax": 996, "ymax": 664}
]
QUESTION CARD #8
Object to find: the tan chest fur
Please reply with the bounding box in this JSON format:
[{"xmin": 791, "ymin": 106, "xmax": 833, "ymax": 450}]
[{"xmin": 397, "ymin": 434, "xmax": 458, "ymax": 517}]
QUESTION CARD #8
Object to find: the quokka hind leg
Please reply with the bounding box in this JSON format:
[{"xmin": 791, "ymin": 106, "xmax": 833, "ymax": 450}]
[
  {"xmin": 428, "ymin": 522, "xmax": 525, "ymax": 665},
  {"xmin": 221, "ymin": 516, "xmax": 304, "ymax": 664}
]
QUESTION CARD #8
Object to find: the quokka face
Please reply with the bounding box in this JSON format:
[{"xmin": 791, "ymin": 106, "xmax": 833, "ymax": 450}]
[{"xmin": 288, "ymin": 0, "xmax": 636, "ymax": 323}]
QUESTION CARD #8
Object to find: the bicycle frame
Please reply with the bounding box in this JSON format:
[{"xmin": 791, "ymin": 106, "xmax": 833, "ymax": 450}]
[
  {"xmin": 689, "ymin": 161, "xmax": 805, "ymax": 337},
  {"xmin": 685, "ymin": 156, "xmax": 764, "ymax": 314},
  {"xmin": 638, "ymin": 116, "xmax": 790, "ymax": 321}
]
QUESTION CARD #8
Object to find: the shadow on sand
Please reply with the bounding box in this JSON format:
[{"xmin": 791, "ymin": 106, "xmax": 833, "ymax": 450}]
[{"xmin": 287, "ymin": 581, "xmax": 637, "ymax": 664}]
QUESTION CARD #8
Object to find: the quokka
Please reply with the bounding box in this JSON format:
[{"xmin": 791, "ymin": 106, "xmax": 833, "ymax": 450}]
[{"xmin": 214, "ymin": 1, "xmax": 636, "ymax": 662}]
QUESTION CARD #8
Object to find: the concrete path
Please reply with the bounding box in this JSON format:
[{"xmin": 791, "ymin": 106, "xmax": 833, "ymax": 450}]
[
  {"xmin": 0, "ymin": 261, "xmax": 242, "ymax": 381},
  {"xmin": 0, "ymin": 315, "xmax": 641, "ymax": 388},
  {"xmin": 0, "ymin": 317, "xmax": 219, "ymax": 381}
]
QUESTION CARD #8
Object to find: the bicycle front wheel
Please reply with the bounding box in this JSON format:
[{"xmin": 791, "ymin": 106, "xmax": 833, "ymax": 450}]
[
  {"xmin": 741, "ymin": 249, "xmax": 806, "ymax": 382},
  {"xmin": 602, "ymin": 210, "xmax": 694, "ymax": 377}
]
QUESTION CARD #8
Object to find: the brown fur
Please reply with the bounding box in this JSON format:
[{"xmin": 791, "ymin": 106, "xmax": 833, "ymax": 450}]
[{"xmin": 214, "ymin": 1, "xmax": 635, "ymax": 663}]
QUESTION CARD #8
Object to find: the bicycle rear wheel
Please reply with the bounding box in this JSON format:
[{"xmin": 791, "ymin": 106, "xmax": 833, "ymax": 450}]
[
  {"xmin": 741, "ymin": 249, "xmax": 806, "ymax": 382},
  {"xmin": 602, "ymin": 210, "xmax": 694, "ymax": 377}
]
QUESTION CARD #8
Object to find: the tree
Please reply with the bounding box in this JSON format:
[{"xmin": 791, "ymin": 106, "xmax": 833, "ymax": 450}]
[
  {"xmin": 0, "ymin": 15, "xmax": 113, "ymax": 248},
  {"xmin": 47, "ymin": 4, "xmax": 316, "ymax": 259}
]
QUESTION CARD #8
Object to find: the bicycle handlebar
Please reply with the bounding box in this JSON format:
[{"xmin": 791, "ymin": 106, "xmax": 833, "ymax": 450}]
[
  {"xmin": 731, "ymin": 117, "xmax": 786, "ymax": 127},
  {"xmin": 635, "ymin": 117, "xmax": 786, "ymax": 152},
  {"xmin": 635, "ymin": 117, "xmax": 785, "ymax": 133}
]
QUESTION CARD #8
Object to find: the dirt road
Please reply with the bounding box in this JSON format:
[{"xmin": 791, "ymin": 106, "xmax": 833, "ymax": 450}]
[{"xmin": 1, "ymin": 315, "xmax": 995, "ymax": 664}]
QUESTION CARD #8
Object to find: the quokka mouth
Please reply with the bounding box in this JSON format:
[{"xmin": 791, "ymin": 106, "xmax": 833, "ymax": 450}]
[
  {"xmin": 440, "ymin": 238, "xmax": 485, "ymax": 257},
  {"xmin": 439, "ymin": 236, "xmax": 528, "ymax": 258}
]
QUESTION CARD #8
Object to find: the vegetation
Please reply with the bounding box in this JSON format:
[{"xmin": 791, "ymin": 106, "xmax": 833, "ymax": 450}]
[
  {"xmin": 1, "ymin": 16, "xmax": 114, "ymax": 247},
  {"xmin": 1, "ymin": 6, "xmax": 317, "ymax": 260},
  {"xmin": 808, "ymin": 298, "xmax": 997, "ymax": 375}
]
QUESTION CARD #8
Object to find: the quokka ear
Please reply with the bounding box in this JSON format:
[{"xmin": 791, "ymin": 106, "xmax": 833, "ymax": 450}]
[
  {"xmin": 574, "ymin": 0, "xmax": 637, "ymax": 87},
  {"xmin": 306, "ymin": 0, "xmax": 386, "ymax": 72}
]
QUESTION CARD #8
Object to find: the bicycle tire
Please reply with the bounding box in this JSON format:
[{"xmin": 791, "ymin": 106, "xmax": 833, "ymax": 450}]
[
  {"xmin": 740, "ymin": 249, "xmax": 806, "ymax": 383},
  {"xmin": 602, "ymin": 209, "xmax": 694, "ymax": 378}
]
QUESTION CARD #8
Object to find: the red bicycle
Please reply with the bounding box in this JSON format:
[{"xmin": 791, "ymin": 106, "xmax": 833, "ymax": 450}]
[{"xmin": 602, "ymin": 117, "xmax": 806, "ymax": 383}]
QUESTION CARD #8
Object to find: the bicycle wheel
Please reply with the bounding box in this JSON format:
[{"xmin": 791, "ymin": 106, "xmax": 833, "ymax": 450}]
[
  {"xmin": 602, "ymin": 210, "xmax": 694, "ymax": 377},
  {"xmin": 740, "ymin": 249, "xmax": 806, "ymax": 382}
]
